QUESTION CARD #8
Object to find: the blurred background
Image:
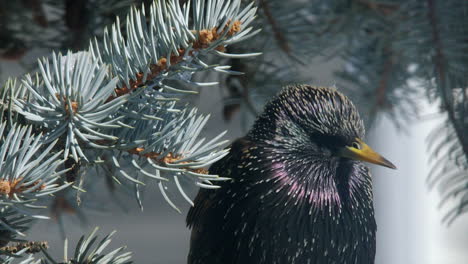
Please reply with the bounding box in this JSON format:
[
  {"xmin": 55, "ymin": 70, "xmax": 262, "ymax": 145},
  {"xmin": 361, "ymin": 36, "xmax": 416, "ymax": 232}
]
[{"xmin": 1, "ymin": 0, "xmax": 467, "ymax": 263}]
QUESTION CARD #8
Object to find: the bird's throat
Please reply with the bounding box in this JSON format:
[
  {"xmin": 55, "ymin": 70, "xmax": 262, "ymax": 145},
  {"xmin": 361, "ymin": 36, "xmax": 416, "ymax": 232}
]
[{"xmin": 262, "ymin": 151, "xmax": 373, "ymax": 215}]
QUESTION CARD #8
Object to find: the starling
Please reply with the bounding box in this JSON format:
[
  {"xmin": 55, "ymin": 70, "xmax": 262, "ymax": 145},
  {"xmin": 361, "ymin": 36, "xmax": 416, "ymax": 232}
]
[{"xmin": 186, "ymin": 85, "xmax": 396, "ymax": 264}]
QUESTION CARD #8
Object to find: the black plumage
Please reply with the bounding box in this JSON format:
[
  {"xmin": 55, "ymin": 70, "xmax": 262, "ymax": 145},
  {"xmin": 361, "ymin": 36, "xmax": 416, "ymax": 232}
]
[{"xmin": 186, "ymin": 85, "xmax": 395, "ymax": 264}]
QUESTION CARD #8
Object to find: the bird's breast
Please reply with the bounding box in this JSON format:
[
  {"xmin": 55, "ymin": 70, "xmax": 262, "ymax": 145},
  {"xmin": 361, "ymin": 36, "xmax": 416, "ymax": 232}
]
[
  {"xmin": 220, "ymin": 157, "xmax": 376, "ymax": 264},
  {"xmin": 221, "ymin": 182, "xmax": 376, "ymax": 264}
]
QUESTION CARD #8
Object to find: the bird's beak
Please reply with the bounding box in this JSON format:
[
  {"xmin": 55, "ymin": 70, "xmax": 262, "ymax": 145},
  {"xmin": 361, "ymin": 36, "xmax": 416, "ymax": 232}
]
[{"xmin": 340, "ymin": 138, "xmax": 396, "ymax": 169}]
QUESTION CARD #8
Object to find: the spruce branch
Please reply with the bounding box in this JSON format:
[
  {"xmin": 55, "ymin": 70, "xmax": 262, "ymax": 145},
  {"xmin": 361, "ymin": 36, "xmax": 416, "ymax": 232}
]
[
  {"xmin": 0, "ymin": 241, "xmax": 48, "ymax": 255},
  {"xmin": 14, "ymin": 52, "xmax": 126, "ymax": 162},
  {"xmin": 0, "ymin": 122, "xmax": 69, "ymax": 218},
  {"xmin": 5, "ymin": 0, "xmax": 260, "ymax": 213},
  {"xmin": 258, "ymin": 0, "xmax": 291, "ymax": 56},
  {"xmin": 1, "ymin": 228, "xmax": 132, "ymax": 264},
  {"xmin": 402, "ymin": 0, "xmax": 468, "ymax": 223},
  {"xmin": 1, "ymin": 248, "xmax": 41, "ymax": 264},
  {"xmin": 0, "ymin": 122, "xmax": 70, "ymax": 253}
]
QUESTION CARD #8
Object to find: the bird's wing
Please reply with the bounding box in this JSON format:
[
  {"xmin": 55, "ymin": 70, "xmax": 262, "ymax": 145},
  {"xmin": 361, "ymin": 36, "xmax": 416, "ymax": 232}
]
[{"xmin": 186, "ymin": 137, "xmax": 254, "ymax": 264}]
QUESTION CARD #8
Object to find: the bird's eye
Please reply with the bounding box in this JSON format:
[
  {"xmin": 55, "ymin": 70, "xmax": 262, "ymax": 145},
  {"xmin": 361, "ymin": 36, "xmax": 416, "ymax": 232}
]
[{"xmin": 351, "ymin": 142, "xmax": 361, "ymax": 150}]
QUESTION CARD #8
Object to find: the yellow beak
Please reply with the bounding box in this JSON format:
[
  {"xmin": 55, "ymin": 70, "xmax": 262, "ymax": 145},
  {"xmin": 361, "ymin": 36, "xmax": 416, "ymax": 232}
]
[{"xmin": 340, "ymin": 138, "xmax": 396, "ymax": 169}]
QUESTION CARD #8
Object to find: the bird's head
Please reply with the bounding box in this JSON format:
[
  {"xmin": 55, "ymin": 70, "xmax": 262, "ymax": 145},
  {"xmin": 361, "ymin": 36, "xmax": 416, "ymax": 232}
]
[{"xmin": 249, "ymin": 84, "xmax": 396, "ymax": 170}]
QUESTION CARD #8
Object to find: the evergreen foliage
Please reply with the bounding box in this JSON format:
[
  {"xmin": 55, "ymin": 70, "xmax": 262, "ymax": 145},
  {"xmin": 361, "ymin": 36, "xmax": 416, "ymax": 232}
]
[{"xmin": 0, "ymin": 0, "xmax": 258, "ymax": 261}]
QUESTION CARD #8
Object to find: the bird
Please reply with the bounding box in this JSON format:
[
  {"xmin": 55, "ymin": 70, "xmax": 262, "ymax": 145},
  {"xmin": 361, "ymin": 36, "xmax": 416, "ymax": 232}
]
[{"xmin": 186, "ymin": 84, "xmax": 396, "ymax": 264}]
